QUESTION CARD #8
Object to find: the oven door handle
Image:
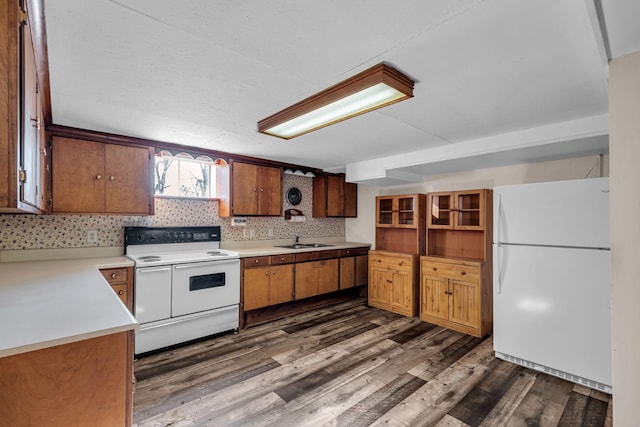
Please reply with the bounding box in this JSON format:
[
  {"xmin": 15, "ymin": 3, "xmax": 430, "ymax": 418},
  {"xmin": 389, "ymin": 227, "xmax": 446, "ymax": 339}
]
[
  {"xmin": 173, "ymin": 259, "xmax": 239, "ymax": 269},
  {"xmin": 137, "ymin": 266, "xmax": 171, "ymax": 273}
]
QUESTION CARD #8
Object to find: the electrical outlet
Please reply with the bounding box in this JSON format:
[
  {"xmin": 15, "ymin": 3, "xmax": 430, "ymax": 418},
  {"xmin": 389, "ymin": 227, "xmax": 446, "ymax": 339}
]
[
  {"xmin": 87, "ymin": 230, "xmax": 98, "ymax": 243},
  {"xmin": 249, "ymin": 228, "xmax": 256, "ymax": 238},
  {"xmin": 243, "ymin": 228, "xmax": 249, "ymax": 238}
]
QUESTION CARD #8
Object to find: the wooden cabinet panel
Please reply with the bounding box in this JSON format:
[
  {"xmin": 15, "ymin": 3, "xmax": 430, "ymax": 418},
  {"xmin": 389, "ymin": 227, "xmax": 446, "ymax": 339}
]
[
  {"xmin": 368, "ymin": 251, "xmax": 418, "ymax": 316},
  {"xmin": 420, "ymin": 257, "xmax": 490, "ymax": 337},
  {"xmin": 232, "ymin": 162, "xmax": 258, "ymax": 214},
  {"xmin": 368, "ymin": 267, "xmax": 391, "ymax": 309},
  {"xmin": 51, "ymin": 137, "xmax": 153, "ymax": 215},
  {"xmin": 244, "ymin": 266, "xmax": 270, "ymax": 310},
  {"xmin": 230, "ymin": 161, "xmax": 282, "ymax": 216},
  {"xmin": 450, "ymin": 279, "xmax": 479, "ymax": 329},
  {"xmin": 390, "ymin": 269, "xmax": 415, "ymax": 317},
  {"xmin": 355, "ymin": 254, "xmax": 368, "ymax": 286},
  {"xmin": 339, "ymin": 257, "xmax": 355, "ymax": 289},
  {"xmin": 269, "ymin": 264, "xmax": 294, "ymax": 305},
  {"xmin": 0, "ymin": 331, "xmax": 134, "ymax": 427},
  {"xmin": 52, "ymin": 137, "xmax": 105, "ymax": 212},
  {"xmin": 318, "ymin": 259, "xmax": 338, "ymax": 294},
  {"xmin": 104, "ymin": 144, "xmax": 153, "ymax": 214},
  {"xmin": 312, "ymin": 174, "xmax": 357, "ymax": 218},
  {"xmin": 0, "ymin": 0, "xmax": 46, "ymax": 214},
  {"xmin": 100, "ymin": 267, "xmax": 133, "ymax": 313},
  {"xmin": 421, "ymin": 275, "xmax": 449, "ymax": 322},
  {"xmin": 258, "ymin": 165, "xmax": 282, "ymax": 215},
  {"xmin": 295, "ymin": 261, "xmax": 318, "ymax": 299}
]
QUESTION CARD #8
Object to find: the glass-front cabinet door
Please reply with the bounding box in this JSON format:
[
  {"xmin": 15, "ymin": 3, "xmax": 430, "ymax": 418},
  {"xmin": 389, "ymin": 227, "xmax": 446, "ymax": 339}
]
[
  {"xmin": 397, "ymin": 195, "xmax": 417, "ymax": 227},
  {"xmin": 428, "ymin": 193, "xmax": 452, "ymax": 228},
  {"xmin": 455, "ymin": 190, "xmax": 484, "ymax": 230},
  {"xmin": 376, "ymin": 196, "xmax": 395, "ymax": 227}
]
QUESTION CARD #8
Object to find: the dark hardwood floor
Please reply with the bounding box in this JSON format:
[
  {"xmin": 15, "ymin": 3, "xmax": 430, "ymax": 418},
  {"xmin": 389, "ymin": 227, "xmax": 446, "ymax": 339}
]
[{"xmin": 132, "ymin": 299, "xmax": 612, "ymax": 427}]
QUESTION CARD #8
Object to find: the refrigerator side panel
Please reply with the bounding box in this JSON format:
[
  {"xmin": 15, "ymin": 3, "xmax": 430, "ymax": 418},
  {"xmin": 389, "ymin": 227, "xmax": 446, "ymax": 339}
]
[
  {"xmin": 494, "ymin": 177, "xmax": 609, "ymax": 248},
  {"xmin": 493, "ymin": 244, "xmax": 611, "ymax": 387}
]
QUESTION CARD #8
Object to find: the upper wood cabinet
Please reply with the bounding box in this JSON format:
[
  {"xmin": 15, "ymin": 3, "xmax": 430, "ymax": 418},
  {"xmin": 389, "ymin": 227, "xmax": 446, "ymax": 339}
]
[
  {"xmin": 50, "ymin": 137, "xmax": 154, "ymax": 215},
  {"xmin": 374, "ymin": 194, "xmax": 426, "ymax": 254},
  {"xmin": 312, "ymin": 174, "xmax": 357, "ymax": 218},
  {"xmin": 428, "ymin": 190, "xmax": 487, "ymax": 231},
  {"xmin": 0, "ymin": 0, "xmax": 46, "ymax": 213},
  {"xmin": 218, "ymin": 161, "xmax": 282, "ymax": 217}
]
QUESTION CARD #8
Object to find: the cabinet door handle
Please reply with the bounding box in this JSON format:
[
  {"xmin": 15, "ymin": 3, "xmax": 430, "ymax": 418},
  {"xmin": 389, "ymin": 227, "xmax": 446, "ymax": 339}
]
[
  {"xmin": 96, "ymin": 175, "xmax": 102, "ymax": 180},
  {"xmin": 432, "ymin": 267, "xmax": 438, "ymax": 271},
  {"xmin": 398, "ymin": 261, "xmax": 405, "ymax": 266},
  {"xmin": 386, "ymin": 279, "xmax": 393, "ymax": 284},
  {"xmin": 444, "ymin": 291, "xmax": 453, "ymax": 295},
  {"xmin": 118, "ymin": 290, "xmax": 124, "ymax": 295},
  {"xmin": 461, "ymin": 271, "xmax": 466, "ymax": 275},
  {"xmin": 260, "ymin": 188, "xmax": 264, "ymax": 192},
  {"xmin": 109, "ymin": 176, "xmax": 115, "ymax": 181},
  {"xmin": 265, "ymin": 271, "xmax": 269, "ymax": 276}
]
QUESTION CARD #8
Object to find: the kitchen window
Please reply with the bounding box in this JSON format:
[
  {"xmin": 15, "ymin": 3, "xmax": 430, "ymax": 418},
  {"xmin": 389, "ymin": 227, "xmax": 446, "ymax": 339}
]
[{"xmin": 155, "ymin": 151, "xmax": 223, "ymax": 198}]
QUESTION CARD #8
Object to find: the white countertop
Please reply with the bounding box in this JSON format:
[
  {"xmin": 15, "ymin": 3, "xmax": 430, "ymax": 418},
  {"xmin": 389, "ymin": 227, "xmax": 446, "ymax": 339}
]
[{"xmin": 0, "ymin": 257, "xmax": 138, "ymax": 358}]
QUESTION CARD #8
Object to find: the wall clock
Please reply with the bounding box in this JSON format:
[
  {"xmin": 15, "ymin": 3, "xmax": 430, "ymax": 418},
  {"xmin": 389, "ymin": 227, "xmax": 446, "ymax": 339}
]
[{"xmin": 286, "ymin": 187, "xmax": 302, "ymax": 205}]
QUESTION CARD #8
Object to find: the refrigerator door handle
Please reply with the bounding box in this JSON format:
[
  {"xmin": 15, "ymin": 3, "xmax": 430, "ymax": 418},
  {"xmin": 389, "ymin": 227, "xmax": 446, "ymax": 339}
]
[
  {"xmin": 496, "ymin": 193, "xmax": 503, "ymax": 243},
  {"xmin": 495, "ymin": 243, "xmax": 503, "ymax": 294}
]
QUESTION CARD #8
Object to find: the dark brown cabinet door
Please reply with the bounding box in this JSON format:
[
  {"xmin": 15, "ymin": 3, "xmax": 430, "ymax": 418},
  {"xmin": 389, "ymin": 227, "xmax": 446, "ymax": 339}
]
[
  {"xmin": 52, "ymin": 137, "xmax": 105, "ymax": 213},
  {"xmin": 258, "ymin": 165, "xmax": 282, "ymax": 216},
  {"xmin": 326, "ymin": 175, "xmax": 345, "ymax": 217},
  {"xmin": 339, "ymin": 257, "xmax": 355, "ymax": 289},
  {"xmin": 105, "ymin": 144, "xmax": 152, "ymax": 214}
]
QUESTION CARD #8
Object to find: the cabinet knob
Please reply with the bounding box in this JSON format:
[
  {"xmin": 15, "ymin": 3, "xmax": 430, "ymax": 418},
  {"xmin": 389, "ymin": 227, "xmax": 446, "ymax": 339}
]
[
  {"xmin": 41, "ymin": 147, "xmax": 47, "ymax": 156},
  {"xmin": 432, "ymin": 267, "xmax": 437, "ymax": 271},
  {"xmin": 96, "ymin": 175, "xmax": 102, "ymax": 180},
  {"xmin": 118, "ymin": 290, "xmax": 124, "ymax": 295},
  {"xmin": 260, "ymin": 188, "xmax": 264, "ymax": 192},
  {"xmin": 461, "ymin": 271, "xmax": 466, "ymax": 275},
  {"xmin": 265, "ymin": 271, "xmax": 269, "ymax": 276},
  {"xmin": 111, "ymin": 273, "xmax": 117, "ymax": 278},
  {"xmin": 255, "ymin": 259, "xmax": 260, "ymax": 263},
  {"xmin": 281, "ymin": 257, "xmax": 285, "ymax": 261},
  {"xmin": 398, "ymin": 261, "xmax": 405, "ymax": 266},
  {"xmin": 109, "ymin": 176, "xmax": 115, "ymax": 181}
]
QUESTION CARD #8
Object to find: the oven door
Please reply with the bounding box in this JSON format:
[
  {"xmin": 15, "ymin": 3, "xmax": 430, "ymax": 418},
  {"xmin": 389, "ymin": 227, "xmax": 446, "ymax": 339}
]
[
  {"xmin": 135, "ymin": 265, "xmax": 172, "ymax": 323},
  {"xmin": 171, "ymin": 259, "xmax": 240, "ymax": 317}
]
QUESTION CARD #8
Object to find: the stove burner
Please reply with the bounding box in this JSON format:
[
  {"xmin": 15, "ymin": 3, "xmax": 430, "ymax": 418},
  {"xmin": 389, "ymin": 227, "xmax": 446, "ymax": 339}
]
[{"xmin": 138, "ymin": 256, "xmax": 162, "ymax": 262}]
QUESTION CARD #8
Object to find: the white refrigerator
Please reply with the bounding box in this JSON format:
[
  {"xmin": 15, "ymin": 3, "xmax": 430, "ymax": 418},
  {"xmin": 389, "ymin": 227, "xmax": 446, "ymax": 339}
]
[{"xmin": 493, "ymin": 177, "xmax": 611, "ymax": 393}]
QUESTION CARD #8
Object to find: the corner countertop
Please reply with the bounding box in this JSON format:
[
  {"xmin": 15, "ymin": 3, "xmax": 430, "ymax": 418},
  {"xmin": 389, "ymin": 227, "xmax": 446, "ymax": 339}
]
[
  {"xmin": 0, "ymin": 256, "xmax": 138, "ymax": 358},
  {"xmin": 222, "ymin": 239, "xmax": 371, "ymax": 258}
]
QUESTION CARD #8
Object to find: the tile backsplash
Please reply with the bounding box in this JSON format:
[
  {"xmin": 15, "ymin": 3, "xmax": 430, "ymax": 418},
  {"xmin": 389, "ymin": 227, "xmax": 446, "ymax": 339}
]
[{"xmin": 0, "ymin": 175, "xmax": 344, "ymax": 250}]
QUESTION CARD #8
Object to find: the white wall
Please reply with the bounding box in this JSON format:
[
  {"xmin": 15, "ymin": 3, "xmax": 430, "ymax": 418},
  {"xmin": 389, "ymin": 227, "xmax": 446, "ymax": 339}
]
[
  {"xmin": 609, "ymin": 50, "xmax": 640, "ymax": 426},
  {"xmin": 346, "ymin": 154, "xmax": 608, "ymax": 248}
]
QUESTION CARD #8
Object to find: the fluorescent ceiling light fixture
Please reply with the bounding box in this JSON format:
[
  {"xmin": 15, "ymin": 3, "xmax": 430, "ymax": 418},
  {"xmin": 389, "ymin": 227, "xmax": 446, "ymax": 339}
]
[{"xmin": 258, "ymin": 63, "xmax": 414, "ymax": 139}]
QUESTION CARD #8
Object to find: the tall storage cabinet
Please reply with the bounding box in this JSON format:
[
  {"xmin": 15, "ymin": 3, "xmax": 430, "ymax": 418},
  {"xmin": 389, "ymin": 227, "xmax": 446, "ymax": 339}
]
[
  {"xmin": 0, "ymin": 0, "xmax": 47, "ymax": 214},
  {"xmin": 369, "ymin": 194, "xmax": 426, "ymax": 317},
  {"xmin": 421, "ymin": 189, "xmax": 493, "ymax": 337}
]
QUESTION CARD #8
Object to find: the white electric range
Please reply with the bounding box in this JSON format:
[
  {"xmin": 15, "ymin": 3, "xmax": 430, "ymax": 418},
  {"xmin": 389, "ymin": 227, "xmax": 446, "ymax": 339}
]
[{"xmin": 125, "ymin": 226, "xmax": 240, "ymax": 355}]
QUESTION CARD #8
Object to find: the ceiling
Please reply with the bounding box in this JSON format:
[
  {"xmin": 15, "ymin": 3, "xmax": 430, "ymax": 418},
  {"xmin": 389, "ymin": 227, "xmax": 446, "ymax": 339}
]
[{"xmin": 43, "ymin": 0, "xmax": 640, "ymax": 185}]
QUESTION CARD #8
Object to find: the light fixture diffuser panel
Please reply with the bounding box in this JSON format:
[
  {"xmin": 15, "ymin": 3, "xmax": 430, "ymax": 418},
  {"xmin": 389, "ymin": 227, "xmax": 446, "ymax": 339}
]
[{"xmin": 258, "ymin": 63, "xmax": 414, "ymax": 139}]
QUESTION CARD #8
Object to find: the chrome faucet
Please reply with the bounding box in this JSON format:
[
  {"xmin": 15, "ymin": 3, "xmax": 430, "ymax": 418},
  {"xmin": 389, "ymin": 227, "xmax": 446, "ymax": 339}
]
[{"xmin": 295, "ymin": 235, "xmax": 300, "ymax": 244}]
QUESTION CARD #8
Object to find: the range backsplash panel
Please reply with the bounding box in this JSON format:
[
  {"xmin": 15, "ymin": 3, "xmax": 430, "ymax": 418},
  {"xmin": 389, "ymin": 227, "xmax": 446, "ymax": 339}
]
[{"xmin": 0, "ymin": 175, "xmax": 344, "ymax": 250}]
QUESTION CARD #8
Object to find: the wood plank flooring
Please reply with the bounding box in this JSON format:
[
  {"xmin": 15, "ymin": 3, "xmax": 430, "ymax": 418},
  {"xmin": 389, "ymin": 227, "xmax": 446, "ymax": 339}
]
[{"xmin": 132, "ymin": 299, "xmax": 612, "ymax": 427}]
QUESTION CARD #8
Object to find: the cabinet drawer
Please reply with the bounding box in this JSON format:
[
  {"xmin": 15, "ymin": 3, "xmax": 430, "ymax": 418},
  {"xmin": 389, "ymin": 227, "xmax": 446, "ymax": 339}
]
[
  {"xmin": 243, "ymin": 256, "xmax": 270, "ymax": 268},
  {"xmin": 318, "ymin": 249, "xmax": 340, "ymax": 260},
  {"xmin": 100, "ymin": 268, "xmax": 128, "ymax": 285},
  {"xmin": 369, "ymin": 253, "xmax": 413, "ymax": 271},
  {"xmin": 340, "ymin": 248, "xmax": 356, "ymax": 257},
  {"xmin": 270, "ymin": 254, "xmax": 295, "ymax": 265},
  {"xmin": 295, "ymin": 251, "xmax": 319, "ymax": 262},
  {"xmin": 355, "ymin": 247, "xmax": 370, "ymax": 256},
  {"xmin": 422, "ymin": 260, "xmax": 480, "ymax": 282}
]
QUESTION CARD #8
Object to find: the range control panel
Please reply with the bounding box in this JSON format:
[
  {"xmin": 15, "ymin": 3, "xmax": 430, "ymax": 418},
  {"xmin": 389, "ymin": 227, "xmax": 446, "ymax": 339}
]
[{"xmin": 124, "ymin": 226, "xmax": 221, "ymax": 245}]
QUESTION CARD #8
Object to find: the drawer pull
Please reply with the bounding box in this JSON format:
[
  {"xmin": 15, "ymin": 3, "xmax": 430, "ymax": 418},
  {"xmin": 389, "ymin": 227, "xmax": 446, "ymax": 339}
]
[
  {"xmin": 111, "ymin": 273, "xmax": 117, "ymax": 279},
  {"xmin": 398, "ymin": 261, "xmax": 405, "ymax": 266},
  {"xmin": 461, "ymin": 271, "xmax": 466, "ymax": 275},
  {"xmin": 281, "ymin": 257, "xmax": 285, "ymax": 261},
  {"xmin": 444, "ymin": 291, "xmax": 453, "ymax": 295},
  {"xmin": 118, "ymin": 290, "xmax": 124, "ymax": 295},
  {"xmin": 432, "ymin": 267, "xmax": 437, "ymax": 271},
  {"xmin": 255, "ymin": 259, "xmax": 260, "ymax": 263}
]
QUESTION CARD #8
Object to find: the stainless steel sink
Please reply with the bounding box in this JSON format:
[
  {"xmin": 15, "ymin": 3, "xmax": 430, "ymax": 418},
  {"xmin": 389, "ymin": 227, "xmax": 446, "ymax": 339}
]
[
  {"xmin": 274, "ymin": 243, "xmax": 335, "ymax": 249},
  {"xmin": 274, "ymin": 244, "xmax": 308, "ymax": 249}
]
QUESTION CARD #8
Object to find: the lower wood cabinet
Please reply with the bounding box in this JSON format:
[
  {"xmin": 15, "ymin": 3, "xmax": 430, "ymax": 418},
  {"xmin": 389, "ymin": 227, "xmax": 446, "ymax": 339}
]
[
  {"xmin": 0, "ymin": 331, "xmax": 134, "ymax": 426},
  {"xmin": 420, "ymin": 256, "xmax": 492, "ymax": 337},
  {"xmin": 368, "ymin": 250, "xmax": 419, "ymax": 317},
  {"xmin": 339, "ymin": 247, "xmax": 370, "ymax": 289},
  {"xmin": 100, "ymin": 267, "xmax": 134, "ymax": 313},
  {"xmin": 242, "ymin": 255, "xmax": 295, "ymax": 311},
  {"xmin": 295, "ymin": 258, "xmax": 339, "ymax": 299}
]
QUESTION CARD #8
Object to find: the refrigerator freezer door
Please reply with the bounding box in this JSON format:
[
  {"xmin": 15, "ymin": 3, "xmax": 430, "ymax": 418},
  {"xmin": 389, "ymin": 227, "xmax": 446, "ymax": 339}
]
[
  {"xmin": 493, "ymin": 243, "xmax": 611, "ymax": 388},
  {"xmin": 494, "ymin": 177, "xmax": 609, "ymax": 248}
]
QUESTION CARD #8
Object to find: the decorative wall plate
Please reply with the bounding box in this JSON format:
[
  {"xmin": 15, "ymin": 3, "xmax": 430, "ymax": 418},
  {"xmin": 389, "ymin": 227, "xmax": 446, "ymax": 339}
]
[{"xmin": 286, "ymin": 187, "xmax": 302, "ymax": 205}]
